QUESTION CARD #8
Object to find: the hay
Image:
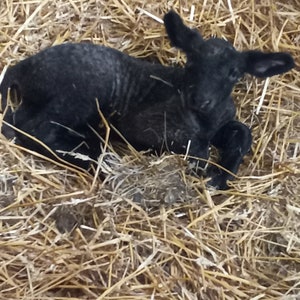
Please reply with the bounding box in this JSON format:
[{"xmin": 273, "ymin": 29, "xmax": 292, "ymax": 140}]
[{"xmin": 0, "ymin": 0, "xmax": 299, "ymax": 299}]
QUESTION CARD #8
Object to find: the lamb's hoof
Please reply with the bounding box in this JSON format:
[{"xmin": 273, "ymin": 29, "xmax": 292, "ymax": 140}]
[
  {"xmin": 207, "ymin": 167, "xmax": 230, "ymax": 190},
  {"xmin": 208, "ymin": 175, "xmax": 229, "ymax": 190}
]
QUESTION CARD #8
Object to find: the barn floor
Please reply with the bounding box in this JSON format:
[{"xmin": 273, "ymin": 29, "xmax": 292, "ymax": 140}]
[{"xmin": 0, "ymin": 0, "xmax": 299, "ymax": 299}]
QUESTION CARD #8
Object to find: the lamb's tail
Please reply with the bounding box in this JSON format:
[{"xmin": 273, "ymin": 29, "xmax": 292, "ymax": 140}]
[
  {"xmin": 0, "ymin": 66, "xmax": 10, "ymax": 112},
  {"xmin": 0, "ymin": 66, "xmax": 17, "ymax": 138},
  {"xmin": 0, "ymin": 65, "xmax": 22, "ymax": 112}
]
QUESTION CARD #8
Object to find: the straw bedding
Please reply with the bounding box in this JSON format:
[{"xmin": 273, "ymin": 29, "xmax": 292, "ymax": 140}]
[{"xmin": 0, "ymin": 0, "xmax": 299, "ymax": 299}]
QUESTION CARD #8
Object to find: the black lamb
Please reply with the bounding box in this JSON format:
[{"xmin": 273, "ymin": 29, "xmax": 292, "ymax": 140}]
[{"xmin": 0, "ymin": 10, "xmax": 294, "ymax": 189}]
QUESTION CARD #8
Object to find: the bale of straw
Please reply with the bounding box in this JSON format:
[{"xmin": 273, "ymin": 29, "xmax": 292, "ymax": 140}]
[{"xmin": 0, "ymin": 0, "xmax": 299, "ymax": 299}]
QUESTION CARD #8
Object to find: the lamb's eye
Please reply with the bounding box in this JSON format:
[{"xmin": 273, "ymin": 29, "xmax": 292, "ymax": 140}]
[{"xmin": 228, "ymin": 67, "xmax": 240, "ymax": 81}]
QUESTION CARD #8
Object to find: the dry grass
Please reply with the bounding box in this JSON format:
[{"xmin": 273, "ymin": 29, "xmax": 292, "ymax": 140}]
[{"xmin": 0, "ymin": 0, "xmax": 299, "ymax": 299}]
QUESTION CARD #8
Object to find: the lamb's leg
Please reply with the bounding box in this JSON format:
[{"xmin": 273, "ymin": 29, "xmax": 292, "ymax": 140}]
[
  {"xmin": 208, "ymin": 120, "xmax": 252, "ymax": 189},
  {"xmin": 12, "ymin": 107, "xmax": 100, "ymax": 169}
]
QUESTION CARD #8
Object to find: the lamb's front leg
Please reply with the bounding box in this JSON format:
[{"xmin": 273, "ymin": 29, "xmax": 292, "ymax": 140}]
[{"xmin": 208, "ymin": 120, "xmax": 252, "ymax": 189}]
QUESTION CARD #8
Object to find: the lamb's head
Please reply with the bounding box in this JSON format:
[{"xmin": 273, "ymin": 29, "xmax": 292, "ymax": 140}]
[{"xmin": 163, "ymin": 10, "xmax": 295, "ymax": 113}]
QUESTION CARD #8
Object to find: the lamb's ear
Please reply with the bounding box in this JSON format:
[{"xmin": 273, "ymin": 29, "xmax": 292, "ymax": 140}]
[
  {"xmin": 243, "ymin": 51, "xmax": 295, "ymax": 78},
  {"xmin": 163, "ymin": 10, "xmax": 204, "ymax": 53}
]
